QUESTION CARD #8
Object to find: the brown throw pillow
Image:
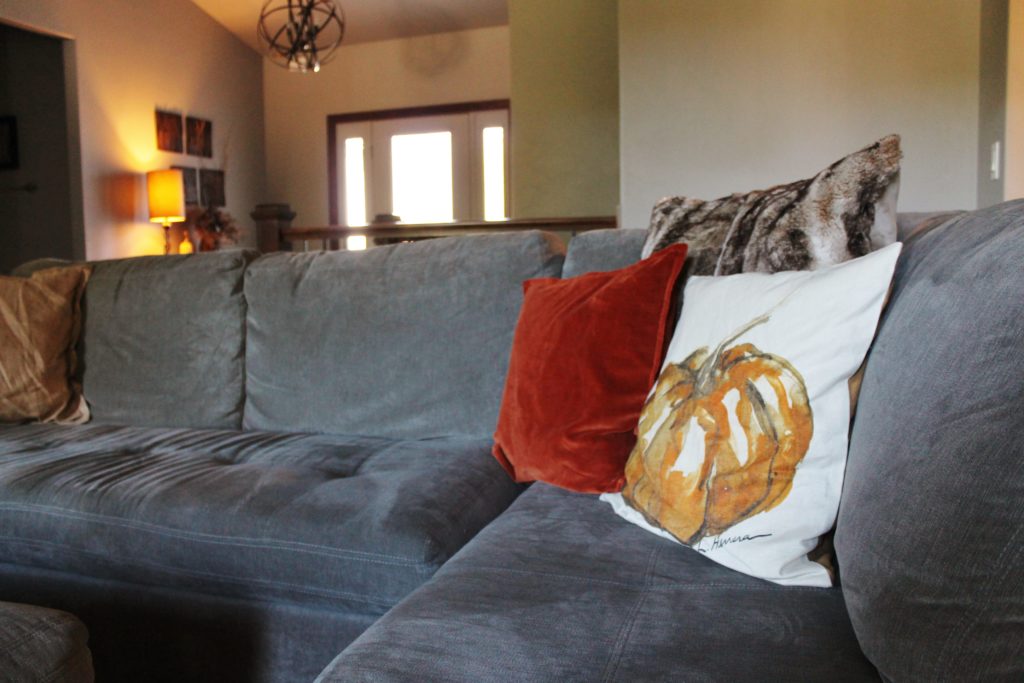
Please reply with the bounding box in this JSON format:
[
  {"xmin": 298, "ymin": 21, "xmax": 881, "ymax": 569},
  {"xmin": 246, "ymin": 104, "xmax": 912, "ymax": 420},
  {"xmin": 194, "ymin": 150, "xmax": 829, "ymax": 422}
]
[
  {"xmin": 643, "ymin": 135, "xmax": 902, "ymax": 275},
  {"xmin": 0, "ymin": 265, "xmax": 92, "ymax": 424}
]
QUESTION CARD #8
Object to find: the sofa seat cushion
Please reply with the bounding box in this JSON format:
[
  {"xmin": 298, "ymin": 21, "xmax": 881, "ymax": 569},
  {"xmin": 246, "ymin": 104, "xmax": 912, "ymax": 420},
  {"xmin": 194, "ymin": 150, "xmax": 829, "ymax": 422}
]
[
  {"xmin": 317, "ymin": 484, "xmax": 878, "ymax": 682},
  {"xmin": 0, "ymin": 424, "xmax": 519, "ymax": 614},
  {"xmin": 0, "ymin": 600, "xmax": 93, "ymax": 682}
]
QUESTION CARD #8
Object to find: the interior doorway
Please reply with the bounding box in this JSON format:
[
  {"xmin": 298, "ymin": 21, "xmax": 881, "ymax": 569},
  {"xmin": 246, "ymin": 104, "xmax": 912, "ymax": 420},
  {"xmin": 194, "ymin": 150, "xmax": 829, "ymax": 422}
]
[
  {"xmin": 0, "ymin": 22, "xmax": 83, "ymax": 274},
  {"xmin": 328, "ymin": 101, "xmax": 510, "ymax": 249}
]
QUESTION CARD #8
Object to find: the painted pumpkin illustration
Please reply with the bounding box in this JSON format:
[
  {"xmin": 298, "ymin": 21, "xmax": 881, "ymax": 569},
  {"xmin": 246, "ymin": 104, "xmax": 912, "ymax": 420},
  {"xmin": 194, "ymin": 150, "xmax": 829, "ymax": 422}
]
[{"xmin": 622, "ymin": 313, "xmax": 813, "ymax": 545}]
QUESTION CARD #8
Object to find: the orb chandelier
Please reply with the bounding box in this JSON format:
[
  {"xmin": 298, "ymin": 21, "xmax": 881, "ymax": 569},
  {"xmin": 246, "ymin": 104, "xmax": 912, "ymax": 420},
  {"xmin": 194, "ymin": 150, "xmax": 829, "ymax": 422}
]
[{"xmin": 257, "ymin": 0, "xmax": 345, "ymax": 73}]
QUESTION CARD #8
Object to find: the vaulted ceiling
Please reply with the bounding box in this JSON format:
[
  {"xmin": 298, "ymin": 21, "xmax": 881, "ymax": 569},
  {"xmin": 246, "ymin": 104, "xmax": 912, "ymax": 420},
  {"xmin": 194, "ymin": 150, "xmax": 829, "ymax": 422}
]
[{"xmin": 190, "ymin": 0, "xmax": 508, "ymax": 53}]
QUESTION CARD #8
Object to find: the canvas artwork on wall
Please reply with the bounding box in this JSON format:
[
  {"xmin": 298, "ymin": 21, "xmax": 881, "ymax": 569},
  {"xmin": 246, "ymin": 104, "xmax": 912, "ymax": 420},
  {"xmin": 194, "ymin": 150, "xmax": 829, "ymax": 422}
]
[
  {"xmin": 186, "ymin": 117, "xmax": 212, "ymax": 158},
  {"xmin": 155, "ymin": 110, "xmax": 183, "ymax": 153},
  {"xmin": 172, "ymin": 165, "xmax": 199, "ymax": 205},
  {"xmin": 200, "ymin": 168, "xmax": 225, "ymax": 207}
]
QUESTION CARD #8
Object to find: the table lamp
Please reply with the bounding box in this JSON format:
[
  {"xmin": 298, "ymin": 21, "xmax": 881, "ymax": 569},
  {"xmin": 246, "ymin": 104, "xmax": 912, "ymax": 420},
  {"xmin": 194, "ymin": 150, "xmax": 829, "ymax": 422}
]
[{"xmin": 147, "ymin": 169, "xmax": 186, "ymax": 254}]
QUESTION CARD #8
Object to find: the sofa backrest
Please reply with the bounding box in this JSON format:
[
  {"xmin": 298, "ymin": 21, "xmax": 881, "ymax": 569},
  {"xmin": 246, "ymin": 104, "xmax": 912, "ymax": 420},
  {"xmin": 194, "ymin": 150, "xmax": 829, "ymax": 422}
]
[
  {"xmin": 77, "ymin": 250, "xmax": 253, "ymax": 429},
  {"xmin": 243, "ymin": 231, "xmax": 565, "ymax": 439},
  {"xmin": 895, "ymin": 210, "xmax": 964, "ymax": 241},
  {"xmin": 562, "ymin": 213, "xmax": 959, "ymax": 278},
  {"xmin": 835, "ymin": 200, "xmax": 1024, "ymax": 681},
  {"xmin": 562, "ymin": 229, "xmax": 646, "ymax": 278}
]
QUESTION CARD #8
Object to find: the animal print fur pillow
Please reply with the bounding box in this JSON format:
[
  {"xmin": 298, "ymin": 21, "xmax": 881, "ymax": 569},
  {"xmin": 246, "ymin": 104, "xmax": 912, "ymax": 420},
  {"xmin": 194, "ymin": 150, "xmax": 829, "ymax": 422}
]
[{"xmin": 642, "ymin": 135, "xmax": 902, "ymax": 275}]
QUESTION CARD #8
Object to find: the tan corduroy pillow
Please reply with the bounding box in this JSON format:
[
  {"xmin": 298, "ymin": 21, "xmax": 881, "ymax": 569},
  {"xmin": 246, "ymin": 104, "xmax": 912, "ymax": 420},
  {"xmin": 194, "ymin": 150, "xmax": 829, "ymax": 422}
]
[{"xmin": 0, "ymin": 265, "xmax": 92, "ymax": 424}]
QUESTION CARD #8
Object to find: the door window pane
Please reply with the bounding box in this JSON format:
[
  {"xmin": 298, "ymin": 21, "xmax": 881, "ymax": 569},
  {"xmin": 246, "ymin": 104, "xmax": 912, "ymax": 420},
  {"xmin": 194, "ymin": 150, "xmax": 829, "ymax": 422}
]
[
  {"xmin": 344, "ymin": 137, "xmax": 367, "ymax": 227},
  {"xmin": 390, "ymin": 132, "xmax": 454, "ymax": 224},
  {"xmin": 482, "ymin": 126, "xmax": 506, "ymax": 221}
]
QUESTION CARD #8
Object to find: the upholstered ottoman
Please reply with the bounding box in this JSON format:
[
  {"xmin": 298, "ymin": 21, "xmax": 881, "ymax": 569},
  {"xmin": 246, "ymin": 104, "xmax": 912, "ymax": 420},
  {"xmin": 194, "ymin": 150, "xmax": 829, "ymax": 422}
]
[{"xmin": 0, "ymin": 601, "xmax": 93, "ymax": 682}]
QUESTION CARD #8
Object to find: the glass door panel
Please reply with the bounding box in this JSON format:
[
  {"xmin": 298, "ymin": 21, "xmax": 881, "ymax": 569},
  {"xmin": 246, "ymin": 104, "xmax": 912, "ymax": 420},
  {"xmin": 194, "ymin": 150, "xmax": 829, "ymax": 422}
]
[
  {"xmin": 469, "ymin": 109, "xmax": 509, "ymax": 221},
  {"xmin": 371, "ymin": 114, "xmax": 470, "ymax": 224},
  {"xmin": 390, "ymin": 131, "xmax": 454, "ymax": 223},
  {"xmin": 333, "ymin": 120, "xmax": 372, "ymax": 249},
  {"xmin": 482, "ymin": 126, "xmax": 506, "ymax": 221},
  {"xmin": 343, "ymin": 137, "xmax": 368, "ymax": 227}
]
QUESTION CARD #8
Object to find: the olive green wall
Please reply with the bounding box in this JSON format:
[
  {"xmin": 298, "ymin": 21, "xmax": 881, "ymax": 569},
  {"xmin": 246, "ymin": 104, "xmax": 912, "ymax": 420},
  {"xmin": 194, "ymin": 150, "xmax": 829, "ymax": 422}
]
[{"xmin": 508, "ymin": 0, "xmax": 619, "ymax": 219}]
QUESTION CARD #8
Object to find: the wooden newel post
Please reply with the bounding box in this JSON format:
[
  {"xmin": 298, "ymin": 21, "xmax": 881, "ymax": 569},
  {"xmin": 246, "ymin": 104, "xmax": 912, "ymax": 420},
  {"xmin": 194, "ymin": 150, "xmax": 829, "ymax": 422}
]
[{"xmin": 251, "ymin": 203, "xmax": 297, "ymax": 252}]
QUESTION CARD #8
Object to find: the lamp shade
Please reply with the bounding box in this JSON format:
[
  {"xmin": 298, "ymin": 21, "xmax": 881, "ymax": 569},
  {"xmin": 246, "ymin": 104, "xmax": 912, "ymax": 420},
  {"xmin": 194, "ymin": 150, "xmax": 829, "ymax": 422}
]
[{"xmin": 147, "ymin": 169, "xmax": 186, "ymax": 224}]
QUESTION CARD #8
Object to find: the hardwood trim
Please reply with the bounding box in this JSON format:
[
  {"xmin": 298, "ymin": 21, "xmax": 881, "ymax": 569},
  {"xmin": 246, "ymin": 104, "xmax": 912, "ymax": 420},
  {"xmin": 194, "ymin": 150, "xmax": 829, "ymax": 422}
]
[
  {"xmin": 327, "ymin": 114, "xmax": 339, "ymax": 224},
  {"xmin": 282, "ymin": 216, "xmax": 617, "ymax": 245},
  {"xmin": 0, "ymin": 17, "xmax": 75, "ymax": 41},
  {"xmin": 327, "ymin": 100, "xmax": 510, "ymax": 127},
  {"xmin": 325, "ymin": 100, "xmax": 511, "ymax": 225}
]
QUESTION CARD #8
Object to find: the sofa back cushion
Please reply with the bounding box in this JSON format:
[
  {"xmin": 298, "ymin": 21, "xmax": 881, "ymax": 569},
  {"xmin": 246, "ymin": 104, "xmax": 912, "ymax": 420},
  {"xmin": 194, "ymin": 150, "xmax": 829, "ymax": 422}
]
[
  {"xmin": 895, "ymin": 210, "xmax": 964, "ymax": 241},
  {"xmin": 79, "ymin": 251, "xmax": 252, "ymax": 429},
  {"xmin": 243, "ymin": 231, "xmax": 565, "ymax": 439},
  {"xmin": 562, "ymin": 229, "xmax": 646, "ymax": 278},
  {"xmin": 835, "ymin": 200, "xmax": 1024, "ymax": 681}
]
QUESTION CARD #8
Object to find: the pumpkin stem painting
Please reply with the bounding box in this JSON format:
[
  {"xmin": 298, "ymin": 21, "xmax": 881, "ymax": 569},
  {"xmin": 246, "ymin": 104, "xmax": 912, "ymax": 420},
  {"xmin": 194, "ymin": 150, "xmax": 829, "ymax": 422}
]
[{"xmin": 623, "ymin": 312, "xmax": 814, "ymax": 545}]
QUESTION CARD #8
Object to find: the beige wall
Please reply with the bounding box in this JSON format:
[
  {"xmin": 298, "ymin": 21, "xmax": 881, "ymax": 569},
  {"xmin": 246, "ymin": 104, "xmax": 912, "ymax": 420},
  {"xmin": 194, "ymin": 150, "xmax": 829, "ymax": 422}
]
[
  {"xmin": 1007, "ymin": 0, "xmax": 1024, "ymax": 199},
  {"xmin": 619, "ymin": 0, "xmax": 982, "ymax": 228},
  {"xmin": 0, "ymin": 0, "xmax": 265, "ymax": 259},
  {"xmin": 508, "ymin": 0, "xmax": 618, "ymax": 219},
  {"xmin": 263, "ymin": 26, "xmax": 509, "ymax": 227}
]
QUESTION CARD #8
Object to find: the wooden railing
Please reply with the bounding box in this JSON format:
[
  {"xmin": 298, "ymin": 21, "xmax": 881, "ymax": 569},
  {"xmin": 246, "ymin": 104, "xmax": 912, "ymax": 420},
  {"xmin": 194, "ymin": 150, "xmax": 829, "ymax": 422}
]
[{"xmin": 279, "ymin": 216, "xmax": 618, "ymax": 251}]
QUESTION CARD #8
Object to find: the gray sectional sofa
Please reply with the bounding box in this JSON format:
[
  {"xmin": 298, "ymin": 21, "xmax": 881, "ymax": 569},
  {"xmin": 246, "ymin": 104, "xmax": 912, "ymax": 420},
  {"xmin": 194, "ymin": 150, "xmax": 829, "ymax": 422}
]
[
  {"xmin": 0, "ymin": 232, "xmax": 560, "ymax": 681},
  {"xmin": 317, "ymin": 202, "xmax": 1024, "ymax": 683},
  {"xmin": 0, "ymin": 600, "xmax": 93, "ymax": 681},
  {"xmin": 2, "ymin": 202, "xmax": 1022, "ymax": 682}
]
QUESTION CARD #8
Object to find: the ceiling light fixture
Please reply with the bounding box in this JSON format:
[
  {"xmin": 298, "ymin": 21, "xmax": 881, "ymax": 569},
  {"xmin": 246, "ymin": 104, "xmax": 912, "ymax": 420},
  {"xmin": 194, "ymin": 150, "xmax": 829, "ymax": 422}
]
[{"xmin": 257, "ymin": 0, "xmax": 345, "ymax": 74}]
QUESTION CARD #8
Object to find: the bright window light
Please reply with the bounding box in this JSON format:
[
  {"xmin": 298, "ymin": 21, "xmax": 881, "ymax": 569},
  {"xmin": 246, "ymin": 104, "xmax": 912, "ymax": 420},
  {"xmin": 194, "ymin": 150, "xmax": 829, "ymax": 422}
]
[
  {"xmin": 346, "ymin": 235, "xmax": 367, "ymax": 251},
  {"xmin": 344, "ymin": 137, "xmax": 367, "ymax": 227},
  {"xmin": 482, "ymin": 126, "xmax": 506, "ymax": 221},
  {"xmin": 390, "ymin": 132, "xmax": 454, "ymax": 224}
]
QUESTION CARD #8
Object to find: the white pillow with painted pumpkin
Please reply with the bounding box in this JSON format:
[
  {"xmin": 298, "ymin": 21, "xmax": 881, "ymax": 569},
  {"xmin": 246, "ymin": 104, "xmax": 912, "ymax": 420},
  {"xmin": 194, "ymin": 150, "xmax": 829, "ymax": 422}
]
[{"xmin": 602, "ymin": 243, "xmax": 902, "ymax": 587}]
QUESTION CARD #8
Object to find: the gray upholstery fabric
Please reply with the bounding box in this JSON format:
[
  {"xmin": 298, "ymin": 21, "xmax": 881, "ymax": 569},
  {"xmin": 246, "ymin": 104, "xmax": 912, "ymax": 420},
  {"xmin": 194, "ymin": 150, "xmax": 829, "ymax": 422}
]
[
  {"xmin": 79, "ymin": 251, "xmax": 253, "ymax": 429},
  {"xmin": 0, "ymin": 600, "xmax": 93, "ymax": 682},
  {"xmin": 836, "ymin": 200, "xmax": 1024, "ymax": 682},
  {"xmin": 562, "ymin": 229, "xmax": 646, "ymax": 278},
  {"xmin": 0, "ymin": 563, "xmax": 372, "ymax": 683},
  {"xmin": 894, "ymin": 210, "xmax": 964, "ymax": 242},
  {"xmin": 0, "ymin": 423, "xmax": 520, "ymax": 614},
  {"xmin": 244, "ymin": 231, "xmax": 565, "ymax": 438},
  {"xmin": 318, "ymin": 484, "xmax": 876, "ymax": 682}
]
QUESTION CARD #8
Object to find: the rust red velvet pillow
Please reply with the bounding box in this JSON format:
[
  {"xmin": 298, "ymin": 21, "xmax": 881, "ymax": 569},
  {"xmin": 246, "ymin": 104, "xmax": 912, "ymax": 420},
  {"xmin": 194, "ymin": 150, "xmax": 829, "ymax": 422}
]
[{"xmin": 492, "ymin": 243, "xmax": 688, "ymax": 493}]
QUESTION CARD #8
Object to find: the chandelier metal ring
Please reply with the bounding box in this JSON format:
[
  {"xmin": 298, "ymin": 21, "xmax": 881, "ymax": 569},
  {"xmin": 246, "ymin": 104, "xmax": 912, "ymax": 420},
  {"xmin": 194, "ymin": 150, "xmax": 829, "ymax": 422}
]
[{"xmin": 257, "ymin": 0, "xmax": 345, "ymax": 73}]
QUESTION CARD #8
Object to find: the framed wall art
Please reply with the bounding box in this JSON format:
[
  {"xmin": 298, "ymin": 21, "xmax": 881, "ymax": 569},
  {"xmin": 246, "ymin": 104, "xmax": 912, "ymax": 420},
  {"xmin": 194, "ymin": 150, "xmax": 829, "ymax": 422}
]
[
  {"xmin": 200, "ymin": 168, "xmax": 225, "ymax": 207},
  {"xmin": 155, "ymin": 110, "xmax": 183, "ymax": 153},
  {"xmin": 172, "ymin": 165, "xmax": 199, "ymax": 206},
  {"xmin": 186, "ymin": 116, "xmax": 212, "ymax": 157}
]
